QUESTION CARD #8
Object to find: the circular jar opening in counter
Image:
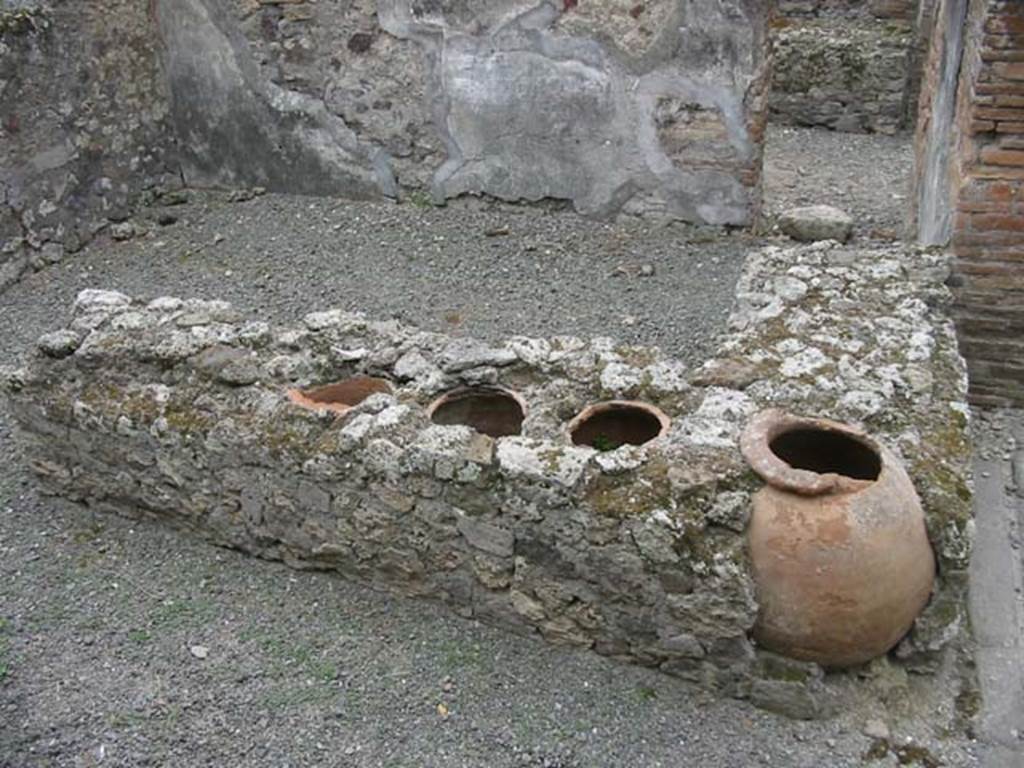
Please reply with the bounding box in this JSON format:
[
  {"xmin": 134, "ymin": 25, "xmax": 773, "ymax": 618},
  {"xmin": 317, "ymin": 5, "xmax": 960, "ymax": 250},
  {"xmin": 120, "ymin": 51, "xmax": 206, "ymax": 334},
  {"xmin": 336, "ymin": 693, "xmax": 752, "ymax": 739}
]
[
  {"xmin": 287, "ymin": 376, "xmax": 393, "ymax": 416},
  {"xmin": 569, "ymin": 401, "xmax": 670, "ymax": 450},
  {"xmin": 428, "ymin": 387, "xmax": 526, "ymax": 438},
  {"xmin": 769, "ymin": 427, "xmax": 882, "ymax": 481}
]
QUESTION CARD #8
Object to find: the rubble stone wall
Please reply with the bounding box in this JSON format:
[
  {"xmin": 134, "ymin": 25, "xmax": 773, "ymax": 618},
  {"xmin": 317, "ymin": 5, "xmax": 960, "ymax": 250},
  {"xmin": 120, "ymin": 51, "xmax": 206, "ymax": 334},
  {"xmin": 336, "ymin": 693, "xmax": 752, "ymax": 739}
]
[
  {"xmin": 769, "ymin": 0, "xmax": 936, "ymax": 134},
  {"xmin": 1, "ymin": 242, "xmax": 973, "ymax": 718},
  {"xmin": 0, "ymin": 0, "xmax": 773, "ymax": 293},
  {"xmin": 780, "ymin": 0, "xmax": 918, "ymax": 19},
  {"xmin": 770, "ymin": 16, "xmax": 918, "ymax": 134},
  {"xmin": 157, "ymin": 0, "xmax": 772, "ymax": 224},
  {"xmin": 0, "ymin": 0, "xmax": 180, "ymax": 292}
]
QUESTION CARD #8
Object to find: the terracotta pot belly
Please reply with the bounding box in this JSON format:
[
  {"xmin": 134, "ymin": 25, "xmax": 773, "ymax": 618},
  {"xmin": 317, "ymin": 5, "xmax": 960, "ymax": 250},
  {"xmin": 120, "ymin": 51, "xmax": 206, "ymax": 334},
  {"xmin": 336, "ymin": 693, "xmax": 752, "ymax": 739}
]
[{"xmin": 741, "ymin": 409, "xmax": 935, "ymax": 668}]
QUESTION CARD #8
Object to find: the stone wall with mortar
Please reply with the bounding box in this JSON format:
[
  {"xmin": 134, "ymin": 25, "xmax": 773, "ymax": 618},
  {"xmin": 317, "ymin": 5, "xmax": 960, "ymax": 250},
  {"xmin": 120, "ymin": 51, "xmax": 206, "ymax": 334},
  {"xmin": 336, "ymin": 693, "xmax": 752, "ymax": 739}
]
[
  {"xmin": 778, "ymin": 0, "xmax": 918, "ymax": 19},
  {"xmin": 154, "ymin": 0, "xmax": 772, "ymax": 224},
  {"xmin": 914, "ymin": 0, "xmax": 1024, "ymax": 405},
  {"xmin": 0, "ymin": 0, "xmax": 772, "ymax": 296},
  {"xmin": 1, "ymin": 241, "xmax": 973, "ymax": 718},
  {"xmin": 0, "ymin": 0, "xmax": 180, "ymax": 292},
  {"xmin": 770, "ymin": 15, "xmax": 918, "ymax": 134}
]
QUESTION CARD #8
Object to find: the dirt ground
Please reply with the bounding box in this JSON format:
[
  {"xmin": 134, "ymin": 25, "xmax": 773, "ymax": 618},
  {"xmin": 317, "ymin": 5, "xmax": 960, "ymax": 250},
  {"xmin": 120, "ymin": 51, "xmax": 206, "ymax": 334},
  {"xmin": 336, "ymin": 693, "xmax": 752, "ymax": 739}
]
[{"xmin": 0, "ymin": 127, "xmax": 991, "ymax": 768}]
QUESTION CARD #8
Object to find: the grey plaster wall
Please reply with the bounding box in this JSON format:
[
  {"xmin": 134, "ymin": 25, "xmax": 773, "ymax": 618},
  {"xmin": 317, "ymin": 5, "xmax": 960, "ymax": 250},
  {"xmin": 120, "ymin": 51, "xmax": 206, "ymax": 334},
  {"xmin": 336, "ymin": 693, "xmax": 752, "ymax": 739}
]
[
  {"xmin": 1, "ymin": 0, "xmax": 771, "ymax": 295},
  {"xmin": 152, "ymin": 0, "xmax": 396, "ymax": 198},
  {"xmin": 155, "ymin": 0, "xmax": 772, "ymax": 224}
]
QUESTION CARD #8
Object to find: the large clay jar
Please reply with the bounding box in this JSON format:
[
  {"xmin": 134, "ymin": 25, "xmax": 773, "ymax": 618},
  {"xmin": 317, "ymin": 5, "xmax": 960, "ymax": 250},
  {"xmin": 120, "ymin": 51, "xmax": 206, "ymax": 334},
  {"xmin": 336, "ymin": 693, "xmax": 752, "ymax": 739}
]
[{"xmin": 740, "ymin": 409, "xmax": 935, "ymax": 668}]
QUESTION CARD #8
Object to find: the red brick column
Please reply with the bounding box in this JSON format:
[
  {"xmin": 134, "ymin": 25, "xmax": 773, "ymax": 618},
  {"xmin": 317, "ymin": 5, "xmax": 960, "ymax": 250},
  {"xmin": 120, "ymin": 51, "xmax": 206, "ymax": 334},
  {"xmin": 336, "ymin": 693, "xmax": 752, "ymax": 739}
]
[{"xmin": 949, "ymin": 0, "xmax": 1024, "ymax": 406}]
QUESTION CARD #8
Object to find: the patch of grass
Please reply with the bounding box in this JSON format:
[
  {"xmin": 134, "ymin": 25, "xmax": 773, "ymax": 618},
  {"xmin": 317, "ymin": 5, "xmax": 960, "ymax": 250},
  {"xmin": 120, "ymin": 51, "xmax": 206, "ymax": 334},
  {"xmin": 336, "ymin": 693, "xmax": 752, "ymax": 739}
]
[
  {"xmin": 241, "ymin": 628, "xmax": 339, "ymax": 682},
  {"xmin": 76, "ymin": 615, "xmax": 107, "ymax": 633},
  {"xmin": 307, "ymin": 659, "xmax": 339, "ymax": 683},
  {"xmin": 149, "ymin": 598, "xmax": 217, "ymax": 631},
  {"xmin": 28, "ymin": 599, "xmax": 70, "ymax": 628},
  {"xmin": 406, "ymin": 190, "xmax": 434, "ymax": 209},
  {"xmin": 591, "ymin": 434, "xmax": 619, "ymax": 452},
  {"xmin": 864, "ymin": 738, "xmax": 942, "ymax": 768},
  {"xmin": 108, "ymin": 710, "xmax": 147, "ymax": 729},
  {"xmin": 260, "ymin": 684, "xmax": 337, "ymax": 710},
  {"xmin": 0, "ymin": 7, "xmax": 50, "ymax": 35},
  {"xmin": 437, "ymin": 637, "xmax": 486, "ymax": 672},
  {"xmin": 128, "ymin": 629, "xmax": 151, "ymax": 644},
  {"xmin": 635, "ymin": 686, "xmax": 658, "ymax": 702},
  {"xmin": 71, "ymin": 522, "xmax": 107, "ymax": 545},
  {"xmin": 0, "ymin": 618, "xmax": 11, "ymax": 683}
]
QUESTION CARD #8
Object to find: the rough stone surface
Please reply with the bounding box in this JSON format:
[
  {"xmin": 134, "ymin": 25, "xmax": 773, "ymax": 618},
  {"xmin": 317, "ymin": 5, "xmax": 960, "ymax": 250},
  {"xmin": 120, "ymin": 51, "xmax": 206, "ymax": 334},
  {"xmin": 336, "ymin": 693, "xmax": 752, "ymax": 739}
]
[
  {"xmin": 778, "ymin": 205, "xmax": 855, "ymax": 242},
  {"xmin": 0, "ymin": 0, "xmax": 179, "ymax": 281},
  {"xmin": 0, "ymin": 0, "xmax": 773, "ymax": 296},
  {"xmin": 1, "ymin": 240, "xmax": 972, "ymax": 717},
  {"xmin": 153, "ymin": 0, "xmax": 394, "ymax": 199},
  {"xmin": 777, "ymin": 0, "xmax": 919, "ymax": 19},
  {"xmin": 215, "ymin": 0, "xmax": 772, "ymax": 223},
  {"xmin": 770, "ymin": 17, "xmax": 918, "ymax": 135}
]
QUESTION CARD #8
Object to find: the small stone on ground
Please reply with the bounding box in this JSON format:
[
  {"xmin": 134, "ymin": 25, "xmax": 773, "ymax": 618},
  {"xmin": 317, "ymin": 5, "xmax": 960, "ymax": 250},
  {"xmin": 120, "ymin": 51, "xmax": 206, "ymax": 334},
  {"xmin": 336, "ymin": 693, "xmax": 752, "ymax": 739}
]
[{"xmin": 778, "ymin": 205, "xmax": 854, "ymax": 243}]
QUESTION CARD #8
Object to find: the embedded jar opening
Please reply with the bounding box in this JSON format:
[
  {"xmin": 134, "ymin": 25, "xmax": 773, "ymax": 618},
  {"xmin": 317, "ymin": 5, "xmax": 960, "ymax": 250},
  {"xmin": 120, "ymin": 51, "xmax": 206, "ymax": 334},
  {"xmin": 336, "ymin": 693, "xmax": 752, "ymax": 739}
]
[
  {"xmin": 429, "ymin": 387, "xmax": 525, "ymax": 438},
  {"xmin": 287, "ymin": 376, "xmax": 393, "ymax": 415},
  {"xmin": 569, "ymin": 401, "xmax": 670, "ymax": 450},
  {"xmin": 769, "ymin": 427, "xmax": 882, "ymax": 481}
]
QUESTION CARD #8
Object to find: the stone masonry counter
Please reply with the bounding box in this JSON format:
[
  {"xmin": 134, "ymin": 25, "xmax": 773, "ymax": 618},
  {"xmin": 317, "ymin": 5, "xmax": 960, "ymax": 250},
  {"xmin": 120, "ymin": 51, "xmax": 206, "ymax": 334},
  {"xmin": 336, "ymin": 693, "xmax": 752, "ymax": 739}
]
[{"xmin": 1, "ymin": 242, "xmax": 972, "ymax": 718}]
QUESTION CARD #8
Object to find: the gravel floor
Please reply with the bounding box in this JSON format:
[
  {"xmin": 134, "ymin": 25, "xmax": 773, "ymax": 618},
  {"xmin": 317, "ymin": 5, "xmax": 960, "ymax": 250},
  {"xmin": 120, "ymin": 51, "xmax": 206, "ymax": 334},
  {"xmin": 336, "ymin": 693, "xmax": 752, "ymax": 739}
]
[
  {"xmin": 0, "ymin": 127, "xmax": 982, "ymax": 767},
  {"xmin": 0, "ymin": 459, "xmax": 983, "ymax": 768},
  {"xmin": 763, "ymin": 125, "xmax": 915, "ymax": 239},
  {"xmin": 0, "ymin": 195, "xmax": 752, "ymax": 371}
]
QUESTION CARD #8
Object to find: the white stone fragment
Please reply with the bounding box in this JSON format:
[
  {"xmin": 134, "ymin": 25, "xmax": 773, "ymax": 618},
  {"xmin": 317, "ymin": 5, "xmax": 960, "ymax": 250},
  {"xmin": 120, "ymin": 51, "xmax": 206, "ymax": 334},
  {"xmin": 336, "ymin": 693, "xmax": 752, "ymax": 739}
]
[
  {"xmin": 906, "ymin": 330, "xmax": 935, "ymax": 362},
  {"xmin": 304, "ymin": 309, "xmax": 348, "ymax": 330},
  {"xmin": 404, "ymin": 425, "xmax": 475, "ymax": 475},
  {"xmin": 672, "ymin": 416, "xmax": 739, "ymax": 449},
  {"xmin": 339, "ymin": 413, "xmax": 375, "ymax": 445},
  {"xmin": 706, "ymin": 491, "xmax": 751, "ymax": 533},
  {"xmin": 508, "ymin": 337, "xmax": 552, "ymax": 366},
  {"xmin": 695, "ymin": 388, "xmax": 756, "ymax": 422},
  {"xmin": 645, "ymin": 360, "xmax": 689, "ymax": 393},
  {"xmin": 778, "ymin": 205, "xmax": 853, "ymax": 243},
  {"xmin": 394, "ymin": 349, "xmax": 433, "ymax": 380},
  {"xmin": 373, "ymin": 404, "xmax": 411, "ymax": 429},
  {"xmin": 600, "ymin": 361, "xmax": 642, "ymax": 394},
  {"xmin": 37, "ymin": 329, "xmax": 81, "ymax": 358},
  {"xmin": 110, "ymin": 311, "xmax": 151, "ymax": 331},
  {"xmin": 632, "ymin": 517, "xmax": 679, "ymax": 565},
  {"xmin": 594, "ymin": 445, "xmax": 648, "ymax": 474},
  {"xmin": 838, "ymin": 390, "xmax": 885, "ymax": 418},
  {"xmin": 779, "ymin": 347, "xmax": 829, "ymax": 378},
  {"xmin": 74, "ymin": 289, "xmax": 131, "ymax": 313},
  {"xmin": 496, "ymin": 438, "xmax": 592, "ymax": 488},
  {"xmin": 147, "ymin": 296, "xmax": 183, "ymax": 312},
  {"xmin": 438, "ymin": 338, "xmax": 517, "ymax": 372},
  {"xmin": 237, "ymin": 322, "xmax": 271, "ymax": 346},
  {"xmin": 772, "ymin": 275, "xmax": 809, "ymax": 303},
  {"xmin": 331, "ymin": 347, "xmax": 368, "ymax": 362}
]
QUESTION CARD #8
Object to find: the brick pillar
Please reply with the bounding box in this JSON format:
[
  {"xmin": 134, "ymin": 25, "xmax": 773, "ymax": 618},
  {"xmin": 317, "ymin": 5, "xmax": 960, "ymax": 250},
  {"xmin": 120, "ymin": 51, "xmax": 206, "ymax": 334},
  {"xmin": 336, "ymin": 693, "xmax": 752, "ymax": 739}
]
[
  {"xmin": 950, "ymin": 0, "xmax": 1024, "ymax": 406},
  {"xmin": 916, "ymin": 0, "xmax": 1024, "ymax": 406}
]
